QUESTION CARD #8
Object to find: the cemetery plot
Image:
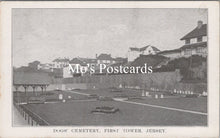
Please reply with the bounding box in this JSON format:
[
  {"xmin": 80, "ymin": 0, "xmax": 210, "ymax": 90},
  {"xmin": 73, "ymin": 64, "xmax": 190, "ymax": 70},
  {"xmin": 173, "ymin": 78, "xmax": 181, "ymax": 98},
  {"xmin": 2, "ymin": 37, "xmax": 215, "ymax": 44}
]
[{"xmin": 13, "ymin": 88, "xmax": 207, "ymax": 126}]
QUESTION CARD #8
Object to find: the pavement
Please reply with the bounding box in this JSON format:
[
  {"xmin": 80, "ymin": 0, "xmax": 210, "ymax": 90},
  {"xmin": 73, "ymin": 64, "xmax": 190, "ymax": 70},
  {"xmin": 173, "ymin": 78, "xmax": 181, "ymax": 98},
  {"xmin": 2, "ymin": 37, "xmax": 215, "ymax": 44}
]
[{"xmin": 13, "ymin": 106, "xmax": 29, "ymax": 126}]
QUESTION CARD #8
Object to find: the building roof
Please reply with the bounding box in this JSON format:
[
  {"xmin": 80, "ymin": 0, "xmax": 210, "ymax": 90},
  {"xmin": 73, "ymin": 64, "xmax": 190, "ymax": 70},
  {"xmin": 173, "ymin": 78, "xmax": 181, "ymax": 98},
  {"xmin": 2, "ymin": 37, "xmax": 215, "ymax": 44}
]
[
  {"xmin": 180, "ymin": 24, "xmax": 207, "ymax": 40},
  {"xmin": 69, "ymin": 58, "xmax": 87, "ymax": 66},
  {"xmin": 39, "ymin": 63, "xmax": 53, "ymax": 66},
  {"xmin": 114, "ymin": 57, "xmax": 128, "ymax": 63},
  {"xmin": 157, "ymin": 49, "xmax": 181, "ymax": 55},
  {"xmin": 130, "ymin": 45, "xmax": 160, "ymax": 52},
  {"xmin": 97, "ymin": 54, "xmax": 113, "ymax": 60},
  {"xmin": 53, "ymin": 58, "xmax": 69, "ymax": 62},
  {"xmin": 13, "ymin": 72, "xmax": 51, "ymax": 85},
  {"xmin": 180, "ymin": 42, "xmax": 207, "ymax": 50},
  {"xmin": 78, "ymin": 58, "xmax": 97, "ymax": 64},
  {"xmin": 140, "ymin": 45, "xmax": 160, "ymax": 52},
  {"xmin": 129, "ymin": 47, "xmax": 140, "ymax": 51}
]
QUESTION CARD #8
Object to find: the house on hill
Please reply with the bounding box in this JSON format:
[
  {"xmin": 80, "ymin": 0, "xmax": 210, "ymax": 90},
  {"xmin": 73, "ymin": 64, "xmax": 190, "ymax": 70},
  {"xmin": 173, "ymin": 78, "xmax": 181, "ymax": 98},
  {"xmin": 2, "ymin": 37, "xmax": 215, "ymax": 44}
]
[
  {"xmin": 157, "ymin": 20, "xmax": 207, "ymax": 59},
  {"xmin": 63, "ymin": 58, "xmax": 88, "ymax": 78},
  {"xmin": 179, "ymin": 20, "xmax": 207, "ymax": 57},
  {"xmin": 128, "ymin": 45, "xmax": 160, "ymax": 62},
  {"xmin": 78, "ymin": 57, "xmax": 97, "ymax": 66},
  {"xmin": 52, "ymin": 57, "xmax": 69, "ymax": 68},
  {"xmin": 38, "ymin": 63, "xmax": 53, "ymax": 71},
  {"xmin": 97, "ymin": 54, "xmax": 115, "ymax": 64}
]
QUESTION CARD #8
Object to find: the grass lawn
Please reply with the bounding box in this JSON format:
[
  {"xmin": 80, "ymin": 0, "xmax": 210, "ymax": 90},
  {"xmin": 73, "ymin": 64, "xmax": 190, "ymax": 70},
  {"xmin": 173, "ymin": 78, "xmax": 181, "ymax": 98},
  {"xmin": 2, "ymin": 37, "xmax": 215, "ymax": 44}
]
[
  {"xmin": 25, "ymin": 100, "xmax": 206, "ymax": 126},
  {"xmin": 14, "ymin": 88, "xmax": 207, "ymax": 126}
]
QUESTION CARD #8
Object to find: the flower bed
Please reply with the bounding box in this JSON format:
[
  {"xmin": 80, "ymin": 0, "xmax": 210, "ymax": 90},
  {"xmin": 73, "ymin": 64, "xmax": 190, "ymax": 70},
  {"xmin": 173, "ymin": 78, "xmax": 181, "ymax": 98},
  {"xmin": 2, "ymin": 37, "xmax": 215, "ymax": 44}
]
[{"xmin": 91, "ymin": 106, "xmax": 119, "ymax": 114}]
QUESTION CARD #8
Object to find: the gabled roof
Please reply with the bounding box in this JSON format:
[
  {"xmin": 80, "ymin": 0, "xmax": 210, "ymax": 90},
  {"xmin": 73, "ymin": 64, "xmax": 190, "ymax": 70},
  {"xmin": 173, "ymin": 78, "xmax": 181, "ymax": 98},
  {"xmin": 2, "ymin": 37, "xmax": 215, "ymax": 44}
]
[
  {"xmin": 53, "ymin": 58, "xmax": 69, "ymax": 62},
  {"xmin": 151, "ymin": 46, "xmax": 160, "ymax": 52},
  {"xmin": 139, "ymin": 45, "xmax": 150, "ymax": 51},
  {"xmin": 180, "ymin": 42, "xmax": 207, "ymax": 50},
  {"xmin": 180, "ymin": 24, "xmax": 207, "ymax": 40},
  {"xmin": 97, "ymin": 54, "xmax": 113, "ymax": 60},
  {"xmin": 140, "ymin": 45, "xmax": 160, "ymax": 52},
  {"xmin": 130, "ymin": 47, "xmax": 140, "ymax": 51},
  {"xmin": 130, "ymin": 45, "xmax": 160, "ymax": 52}
]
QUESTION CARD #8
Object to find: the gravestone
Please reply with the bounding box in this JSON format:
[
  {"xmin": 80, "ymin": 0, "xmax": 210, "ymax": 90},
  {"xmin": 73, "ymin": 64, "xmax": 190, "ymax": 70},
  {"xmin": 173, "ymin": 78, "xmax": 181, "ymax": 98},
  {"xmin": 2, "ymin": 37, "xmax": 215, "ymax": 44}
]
[{"xmin": 59, "ymin": 94, "xmax": 63, "ymax": 100}]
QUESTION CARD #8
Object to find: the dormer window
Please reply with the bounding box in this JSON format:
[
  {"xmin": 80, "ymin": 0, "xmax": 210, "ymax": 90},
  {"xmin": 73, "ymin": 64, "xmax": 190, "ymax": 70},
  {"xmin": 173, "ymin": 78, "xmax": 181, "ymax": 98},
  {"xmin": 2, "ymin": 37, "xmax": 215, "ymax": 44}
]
[
  {"xmin": 197, "ymin": 36, "xmax": 202, "ymax": 42},
  {"xmin": 185, "ymin": 39, "xmax": 190, "ymax": 44}
]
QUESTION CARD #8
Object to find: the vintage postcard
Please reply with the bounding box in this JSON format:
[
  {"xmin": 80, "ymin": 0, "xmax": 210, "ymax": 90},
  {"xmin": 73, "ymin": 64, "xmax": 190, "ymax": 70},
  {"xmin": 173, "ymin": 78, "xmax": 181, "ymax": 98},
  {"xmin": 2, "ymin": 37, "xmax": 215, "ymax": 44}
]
[{"xmin": 0, "ymin": 1, "xmax": 219, "ymax": 138}]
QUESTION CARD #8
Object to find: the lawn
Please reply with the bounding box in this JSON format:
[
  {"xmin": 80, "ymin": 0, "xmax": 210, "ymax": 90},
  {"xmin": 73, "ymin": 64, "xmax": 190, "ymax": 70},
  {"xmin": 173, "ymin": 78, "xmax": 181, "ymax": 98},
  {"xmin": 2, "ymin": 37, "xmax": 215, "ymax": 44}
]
[{"xmin": 14, "ymin": 88, "xmax": 207, "ymax": 126}]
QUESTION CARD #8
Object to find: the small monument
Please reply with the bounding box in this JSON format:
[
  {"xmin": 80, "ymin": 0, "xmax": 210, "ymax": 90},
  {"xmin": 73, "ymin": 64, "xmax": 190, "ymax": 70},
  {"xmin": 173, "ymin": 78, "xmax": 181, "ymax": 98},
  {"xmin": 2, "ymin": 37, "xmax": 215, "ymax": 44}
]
[
  {"xmin": 145, "ymin": 92, "xmax": 149, "ymax": 96},
  {"xmin": 59, "ymin": 94, "xmax": 63, "ymax": 100},
  {"xmin": 119, "ymin": 84, "xmax": 122, "ymax": 88}
]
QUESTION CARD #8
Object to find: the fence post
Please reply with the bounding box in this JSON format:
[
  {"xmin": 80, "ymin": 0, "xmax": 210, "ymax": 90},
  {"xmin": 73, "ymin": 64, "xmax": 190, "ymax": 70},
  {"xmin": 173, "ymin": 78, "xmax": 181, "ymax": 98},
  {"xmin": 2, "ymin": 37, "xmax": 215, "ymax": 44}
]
[{"xmin": 28, "ymin": 115, "xmax": 30, "ymax": 124}]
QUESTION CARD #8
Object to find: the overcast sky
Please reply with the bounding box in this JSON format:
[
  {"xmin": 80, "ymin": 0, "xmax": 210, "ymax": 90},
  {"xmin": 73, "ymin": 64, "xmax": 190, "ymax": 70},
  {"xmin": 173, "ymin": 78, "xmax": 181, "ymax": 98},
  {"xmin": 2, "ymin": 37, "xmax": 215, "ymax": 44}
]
[{"xmin": 13, "ymin": 8, "xmax": 207, "ymax": 67}]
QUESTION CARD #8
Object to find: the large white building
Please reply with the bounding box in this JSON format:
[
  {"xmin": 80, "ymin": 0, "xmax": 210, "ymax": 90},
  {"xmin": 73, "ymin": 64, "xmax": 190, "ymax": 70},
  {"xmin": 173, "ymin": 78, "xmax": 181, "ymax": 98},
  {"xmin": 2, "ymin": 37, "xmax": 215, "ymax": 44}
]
[{"xmin": 127, "ymin": 45, "xmax": 160, "ymax": 62}]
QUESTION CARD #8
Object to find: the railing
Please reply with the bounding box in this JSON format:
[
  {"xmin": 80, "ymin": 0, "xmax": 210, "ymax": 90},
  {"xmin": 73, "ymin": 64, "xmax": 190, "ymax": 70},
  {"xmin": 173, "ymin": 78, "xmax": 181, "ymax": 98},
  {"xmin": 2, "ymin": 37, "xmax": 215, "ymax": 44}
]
[{"xmin": 13, "ymin": 100, "xmax": 49, "ymax": 126}]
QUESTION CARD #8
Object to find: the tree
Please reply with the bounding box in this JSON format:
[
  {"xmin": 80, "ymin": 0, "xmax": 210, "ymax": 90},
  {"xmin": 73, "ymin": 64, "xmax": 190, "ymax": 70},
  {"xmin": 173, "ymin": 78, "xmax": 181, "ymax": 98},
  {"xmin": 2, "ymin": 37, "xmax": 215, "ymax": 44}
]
[{"xmin": 28, "ymin": 61, "xmax": 40, "ymax": 69}]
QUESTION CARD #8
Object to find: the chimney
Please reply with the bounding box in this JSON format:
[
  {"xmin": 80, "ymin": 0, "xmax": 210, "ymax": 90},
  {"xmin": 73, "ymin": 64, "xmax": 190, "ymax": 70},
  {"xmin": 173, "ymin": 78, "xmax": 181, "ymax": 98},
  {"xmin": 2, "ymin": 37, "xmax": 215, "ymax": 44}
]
[
  {"xmin": 95, "ymin": 54, "xmax": 98, "ymax": 58},
  {"xmin": 197, "ymin": 20, "xmax": 203, "ymax": 29}
]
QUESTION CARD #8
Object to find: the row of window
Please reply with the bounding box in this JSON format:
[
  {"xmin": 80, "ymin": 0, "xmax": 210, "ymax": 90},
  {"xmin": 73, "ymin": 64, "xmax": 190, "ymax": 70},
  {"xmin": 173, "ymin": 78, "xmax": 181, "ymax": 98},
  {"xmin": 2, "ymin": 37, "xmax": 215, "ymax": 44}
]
[
  {"xmin": 97, "ymin": 60, "xmax": 115, "ymax": 64},
  {"xmin": 185, "ymin": 36, "xmax": 207, "ymax": 44},
  {"xmin": 184, "ymin": 47, "xmax": 206, "ymax": 55}
]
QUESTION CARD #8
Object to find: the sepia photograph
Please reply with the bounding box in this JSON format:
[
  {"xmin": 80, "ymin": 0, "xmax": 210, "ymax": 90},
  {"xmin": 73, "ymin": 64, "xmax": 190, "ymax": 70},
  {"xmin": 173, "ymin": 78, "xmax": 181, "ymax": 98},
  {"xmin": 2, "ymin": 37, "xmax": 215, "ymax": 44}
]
[{"xmin": 12, "ymin": 8, "xmax": 208, "ymax": 126}]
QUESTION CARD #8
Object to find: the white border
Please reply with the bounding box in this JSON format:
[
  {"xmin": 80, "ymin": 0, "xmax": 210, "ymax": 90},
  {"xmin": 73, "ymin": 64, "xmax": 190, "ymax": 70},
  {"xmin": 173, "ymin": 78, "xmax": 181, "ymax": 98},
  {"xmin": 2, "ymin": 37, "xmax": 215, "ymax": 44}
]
[{"xmin": 0, "ymin": 1, "xmax": 219, "ymax": 137}]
